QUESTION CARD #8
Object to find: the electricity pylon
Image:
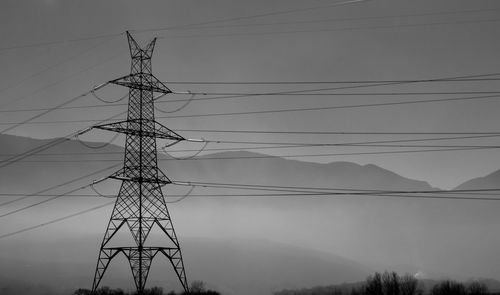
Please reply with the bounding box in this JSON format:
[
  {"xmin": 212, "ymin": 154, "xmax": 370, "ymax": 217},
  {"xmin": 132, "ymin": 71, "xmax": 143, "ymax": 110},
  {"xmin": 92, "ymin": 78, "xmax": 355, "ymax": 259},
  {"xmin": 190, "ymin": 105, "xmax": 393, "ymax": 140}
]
[{"xmin": 91, "ymin": 31, "xmax": 189, "ymax": 294}]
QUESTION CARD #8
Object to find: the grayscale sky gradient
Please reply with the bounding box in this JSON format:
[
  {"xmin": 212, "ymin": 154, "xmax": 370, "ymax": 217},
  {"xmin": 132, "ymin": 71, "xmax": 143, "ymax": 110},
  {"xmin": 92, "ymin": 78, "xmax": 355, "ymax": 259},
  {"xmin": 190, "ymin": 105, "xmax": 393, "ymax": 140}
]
[
  {"xmin": 1, "ymin": 0, "xmax": 500, "ymax": 189},
  {"xmin": 3, "ymin": 2, "xmax": 500, "ymax": 293}
]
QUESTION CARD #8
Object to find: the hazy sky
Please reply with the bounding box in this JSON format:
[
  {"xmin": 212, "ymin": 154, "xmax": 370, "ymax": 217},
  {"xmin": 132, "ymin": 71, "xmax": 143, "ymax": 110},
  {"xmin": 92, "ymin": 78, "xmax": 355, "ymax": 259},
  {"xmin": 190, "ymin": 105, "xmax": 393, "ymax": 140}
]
[
  {"xmin": 4, "ymin": 2, "xmax": 500, "ymax": 293},
  {"xmin": 1, "ymin": 0, "xmax": 500, "ymax": 187}
]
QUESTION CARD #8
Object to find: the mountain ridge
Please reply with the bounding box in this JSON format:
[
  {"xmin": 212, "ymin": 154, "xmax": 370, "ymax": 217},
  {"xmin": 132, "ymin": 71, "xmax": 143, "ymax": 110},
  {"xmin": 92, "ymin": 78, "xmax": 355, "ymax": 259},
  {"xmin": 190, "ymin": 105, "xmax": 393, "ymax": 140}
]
[{"xmin": 2, "ymin": 133, "xmax": 500, "ymax": 292}]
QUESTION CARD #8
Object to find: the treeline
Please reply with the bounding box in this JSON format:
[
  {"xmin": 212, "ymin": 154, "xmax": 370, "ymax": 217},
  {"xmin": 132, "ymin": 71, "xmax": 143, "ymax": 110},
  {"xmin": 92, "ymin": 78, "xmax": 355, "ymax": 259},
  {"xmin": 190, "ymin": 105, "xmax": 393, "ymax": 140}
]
[
  {"xmin": 428, "ymin": 280, "xmax": 489, "ymax": 295},
  {"xmin": 275, "ymin": 271, "xmax": 492, "ymax": 295},
  {"xmin": 73, "ymin": 280, "xmax": 219, "ymax": 295}
]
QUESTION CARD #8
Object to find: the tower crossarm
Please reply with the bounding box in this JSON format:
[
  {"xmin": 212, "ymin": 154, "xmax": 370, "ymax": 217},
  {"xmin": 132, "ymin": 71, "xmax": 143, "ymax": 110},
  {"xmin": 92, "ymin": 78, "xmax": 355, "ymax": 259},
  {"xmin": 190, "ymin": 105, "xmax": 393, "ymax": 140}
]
[
  {"xmin": 109, "ymin": 166, "xmax": 171, "ymax": 185},
  {"xmin": 109, "ymin": 73, "xmax": 172, "ymax": 94},
  {"xmin": 93, "ymin": 119, "xmax": 185, "ymax": 141}
]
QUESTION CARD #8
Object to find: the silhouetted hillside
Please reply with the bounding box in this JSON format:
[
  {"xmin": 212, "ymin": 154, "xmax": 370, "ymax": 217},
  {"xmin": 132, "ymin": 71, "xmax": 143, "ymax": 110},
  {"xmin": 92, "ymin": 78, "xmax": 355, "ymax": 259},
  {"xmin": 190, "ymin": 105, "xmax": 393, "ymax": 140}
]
[
  {"xmin": 0, "ymin": 237, "xmax": 369, "ymax": 295},
  {"xmin": 2, "ymin": 134, "xmax": 500, "ymax": 294},
  {"xmin": 455, "ymin": 169, "xmax": 500, "ymax": 190}
]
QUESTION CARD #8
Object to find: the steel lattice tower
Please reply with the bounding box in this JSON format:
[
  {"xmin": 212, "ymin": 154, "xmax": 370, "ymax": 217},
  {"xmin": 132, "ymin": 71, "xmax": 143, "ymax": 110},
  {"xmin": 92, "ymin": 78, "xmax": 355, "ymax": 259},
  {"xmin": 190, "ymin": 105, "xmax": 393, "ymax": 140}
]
[{"xmin": 91, "ymin": 32, "xmax": 189, "ymax": 294}]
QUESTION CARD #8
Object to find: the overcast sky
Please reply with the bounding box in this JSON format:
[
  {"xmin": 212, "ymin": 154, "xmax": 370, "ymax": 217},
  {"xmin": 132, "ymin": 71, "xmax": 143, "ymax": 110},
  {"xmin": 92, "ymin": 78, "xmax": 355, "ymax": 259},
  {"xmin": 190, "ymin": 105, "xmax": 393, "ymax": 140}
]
[
  {"xmin": 4, "ymin": 2, "xmax": 500, "ymax": 293},
  {"xmin": 1, "ymin": 0, "xmax": 500, "ymax": 188}
]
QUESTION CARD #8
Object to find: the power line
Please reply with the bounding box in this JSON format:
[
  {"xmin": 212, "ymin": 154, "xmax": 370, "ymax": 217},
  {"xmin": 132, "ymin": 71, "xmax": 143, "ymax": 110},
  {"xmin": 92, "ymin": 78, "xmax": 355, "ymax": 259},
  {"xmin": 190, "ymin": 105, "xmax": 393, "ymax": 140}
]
[
  {"xmin": 159, "ymin": 94, "xmax": 500, "ymax": 119},
  {"xmin": 173, "ymin": 91, "xmax": 500, "ymax": 96},
  {"xmin": 160, "ymin": 18, "xmax": 500, "ymax": 39},
  {"xmin": 165, "ymin": 77, "xmax": 500, "ymax": 85},
  {"xmin": 0, "ymin": 35, "xmax": 121, "ymax": 102},
  {"xmin": 7, "ymin": 146, "xmax": 500, "ymax": 164},
  {"xmin": 0, "ymin": 80, "xmax": 161, "ymax": 172},
  {"xmin": 0, "ymin": 92, "xmax": 497, "ymax": 126},
  {"xmin": 1, "ymin": 133, "xmax": 500, "ymax": 166},
  {"xmin": 0, "ymin": 134, "xmax": 497, "ymax": 161},
  {"xmin": 0, "ymin": 0, "xmax": 369, "ymax": 53},
  {"xmin": 172, "ymin": 129, "xmax": 500, "ymax": 135},
  {"xmin": 163, "ymin": 72, "xmax": 500, "ymax": 86},
  {"xmin": 134, "ymin": 0, "xmax": 372, "ymax": 34},
  {"xmin": 0, "ymin": 32, "xmax": 123, "ymax": 52},
  {"xmin": 159, "ymin": 147, "xmax": 498, "ymax": 160},
  {"xmin": 1, "ymin": 71, "xmax": 499, "ymax": 117},
  {"xmin": 7, "ymin": 81, "xmax": 500, "ymax": 114},
  {"xmin": 0, "ymin": 146, "xmax": 476, "ymax": 161},
  {"xmin": 0, "ymin": 83, "xmax": 108, "ymax": 135},
  {"xmin": 0, "ymin": 182, "xmax": 95, "ymax": 219},
  {"xmin": 0, "ymin": 163, "xmax": 120, "ymax": 207},
  {"xmin": 0, "ymin": 109, "xmax": 126, "ymax": 171},
  {"xmin": 0, "ymin": 0, "xmax": 369, "ymax": 52},
  {"xmin": 163, "ymin": 72, "xmax": 500, "ymax": 99},
  {"xmin": 192, "ymin": 134, "xmax": 500, "ymax": 147},
  {"xmin": 0, "ymin": 80, "xmax": 400, "ymax": 115},
  {"xmin": 177, "ymin": 193, "xmax": 500, "ymax": 201},
  {"xmin": 0, "ymin": 136, "xmax": 76, "ymax": 169},
  {"xmin": 0, "ymin": 201, "xmax": 114, "ymax": 239},
  {"xmin": 0, "ymin": 103, "xmax": 122, "ymax": 114},
  {"xmin": 1, "ymin": 90, "xmax": 499, "ymax": 115},
  {"xmin": 177, "ymin": 7, "xmax": 500, "ymax": 31},
  {"xmin": 0, "ymin": 49, "xmax": 124, "ymax": 123},
  {"xmin": 0, "ymin": 191, "xmax": 499, "ymax": 198},
  {"xmin": 192, "ymin": 138, "xmax": 500, "ymax": 148},
  {"xmin": 3, "ymin": 185, "xmax": 500, "ymax": 239},
  {"xmin": 173, "ymin": 180, "xmax": 500, "ymax": 195}
]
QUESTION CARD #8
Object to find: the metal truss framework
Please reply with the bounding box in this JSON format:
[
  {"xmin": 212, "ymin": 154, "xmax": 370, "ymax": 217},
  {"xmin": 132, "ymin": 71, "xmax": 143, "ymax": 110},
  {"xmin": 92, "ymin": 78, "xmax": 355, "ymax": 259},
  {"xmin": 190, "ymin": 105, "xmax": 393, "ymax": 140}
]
[{"xmin": 91, "ymin": 31, "xmax": 189, "ymax": 294}]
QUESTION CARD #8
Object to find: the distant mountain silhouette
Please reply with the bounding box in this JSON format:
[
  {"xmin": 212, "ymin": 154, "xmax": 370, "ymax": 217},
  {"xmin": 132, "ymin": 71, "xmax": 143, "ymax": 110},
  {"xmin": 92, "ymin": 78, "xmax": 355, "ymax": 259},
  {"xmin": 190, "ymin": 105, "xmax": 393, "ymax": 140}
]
[
  {"xmin": 0, "ymin": 133, "xmax": 435, "ymax": 196},
  {"xmin": 455, "ymin": 169, "xmax": 500, "ymax": 190},
  {"xmin": 2, "ymin": 133, "xmax": 500, "ymax": 293},
  {"xmin": 0, "ymin": 236, "xmax": 370, "ymax": 295},
  {"xmin": 169, "ymin": 150, "xmax": 433, "ymax": 190}
]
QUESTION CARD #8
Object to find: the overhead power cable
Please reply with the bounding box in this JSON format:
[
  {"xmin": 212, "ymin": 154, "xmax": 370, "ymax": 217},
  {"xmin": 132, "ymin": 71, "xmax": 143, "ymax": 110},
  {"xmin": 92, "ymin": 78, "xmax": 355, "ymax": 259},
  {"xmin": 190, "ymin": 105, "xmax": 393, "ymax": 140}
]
[
  {"xmin": 0, "ymin": 191, "xmax": 499, "ymax": 198},
  {"xmin": 0, "ymin": 83, "xmax": 108, "ymax": 135},
  {"xmin": 0, "ymin": 47, "xmax": 123, "ymax": 114},
  {"xmin": 181, "ymin": 192, "xmax": 500, "ymax": 201},
  {"xmin": 174, "ymin": 91, "xmax": 500, "ymax": 96},
  {"xmin": 10, "ymin": 146, "xmax": 500, "ymax": 163},
  {"xmin": 165, "ymin": 72, "xmax": 500, "ymax": 99},
  {"xmin": 0, "ymin": 92, "xmax": 497, "ymax": 127},
  {"xmin": 0, "ymin": 177, "xmax": 108, "ymax": 219},
  {"xmin": 165, "ymin": 77, "xmax": 500, "ymax": 85},
  {"xmin": 0, "ymin": 71, "xmax": 499, "ymax": 116},
  {"xmin": 176, "ymin": 7, "xmax": 500, "ymax": 31},
  {"xmin": 0, "ymin": 89, "xmax": 106, "ymax": 169},
  {"xmin": 160, "ymin": 94, "xmax": 500, "ymax": 119},
  {"xmin": 1, "ymin": 188, "xmax": 499, "ymax": 240},
  {"xmin": 76, "ymin": 132, "xmax": 120, "ymax": 149},
  {"xmin": 0, "ymin": 134, "xmax": 497, "ymax": 161},
  {"xmin": 0, "ymin": 35, "xmax": 121, "ymax": 99},
  {"xmin": 193, "ymin": 134, "xmax": 500, "ymax": 147},
  {"xmin": 3, "ymin": 185, "xmax": 500, "ymax": 240},
  {"xmin": 2, "ymin": 133, "xmax": 500, "ymax": 165},
  {"xmin": 0, "ymin": 163, "xmax": 120, "ymax": 208},
  {"xmin": 0, "ymin": 201, "xmax": 114, "ymax": 239},
  {"xmin": 0, "ymin": 0, "xmax": 369, "ymax": 53},
  {"xmin": 160, "ymin": 18, "xmax": 500, "ymax": 39},
  {"xmin": 164, "ymin": 72, "xmax": 500, "ymax": 87},
  {"xmin": 3, "ymin": 89, "xmax": 500, "ymax": 115},
  {"xmin": 171, "ymin": 129, "xmax": 500, "ymax": 135},
  {"xmin": 0, "ymin": 106, "xmax": 126, "ymax": 171},
  {"xmin": 0, "ymin": 32, "xmax": 123, "ymax": 52},
  {"xmin": 164, "ymin": 147, "xmax": 499, "ymax": 160},
  {"xmin": 91, "ymin": 88, "xmax": 128, "ymax": 104},
  {"xmin": 159, "ymin": 148, "xmax": 498, "ymax": 160},
  {"xmin": 172, "ymin": 180, "xmax": 500, "ymax": 195},
  {"xmin": 0, "ymin": 86, "xmax": 173, "ymax": 171},
  {"xmin": 0, "ymin": 135, "xmax": 80, "ymax": 169},
  {"xmin": 134, "ymin": 0, "xmax": 372, "ymax": 34}
]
